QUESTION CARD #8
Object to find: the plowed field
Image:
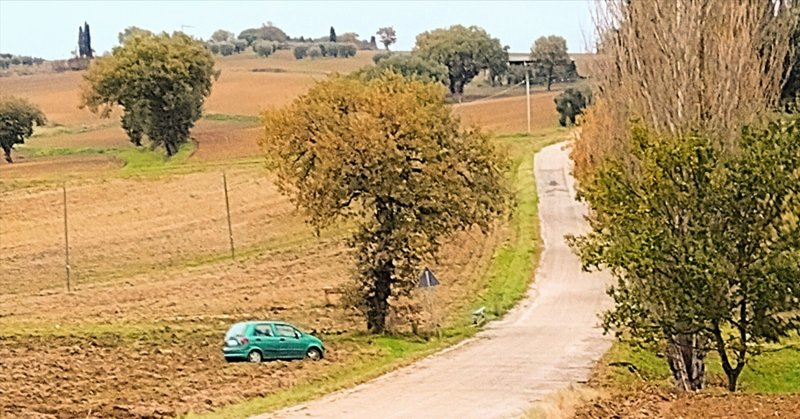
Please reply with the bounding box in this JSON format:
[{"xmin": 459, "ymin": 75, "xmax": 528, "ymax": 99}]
[{"xmin": 0, "ymin": 51, "xmax": 556, "ymax": 417}]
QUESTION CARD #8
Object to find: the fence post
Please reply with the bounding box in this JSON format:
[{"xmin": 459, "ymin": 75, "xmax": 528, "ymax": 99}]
[
  {"xmin": 223, "ymin": 172, "xmax": 235, "ymax": 259},
  {"xmin": 63, "ymin": 183, "xmax": 71, "ymax": 292}
]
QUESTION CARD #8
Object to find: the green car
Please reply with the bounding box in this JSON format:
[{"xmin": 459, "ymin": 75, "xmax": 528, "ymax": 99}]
[{"xmin": 223, "ymin": 321, "xmax": 324, "ymax": 363}]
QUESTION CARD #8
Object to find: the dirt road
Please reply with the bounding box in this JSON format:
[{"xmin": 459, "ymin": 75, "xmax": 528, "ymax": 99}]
[{"xmin": 263, "ymin": 142, "xmax": 612, "ymax": 419}]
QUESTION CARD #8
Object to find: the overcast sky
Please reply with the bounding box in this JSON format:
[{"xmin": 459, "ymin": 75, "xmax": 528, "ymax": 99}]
[{"xmin": 0, "ymin": 0, "xmax": 595, "ymax": 59}]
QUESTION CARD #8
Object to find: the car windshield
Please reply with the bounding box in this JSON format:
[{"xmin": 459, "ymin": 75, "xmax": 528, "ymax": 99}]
[{"xmin": 225, "ymin": 323, "xmax": 247, "ymax": 339}]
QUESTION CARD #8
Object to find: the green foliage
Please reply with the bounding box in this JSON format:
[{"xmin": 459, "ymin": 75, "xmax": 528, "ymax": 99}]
[
  {"xmin": 377, "ymin": 26, "xmax": 397, "ymax": 51},
  {"xmin": 355, "ymin": 54, "xmax": 448, "ymax": 85},
  {"xmin": 188, "ymin": 130, "xmax": 560, "ymax": 418},
  {"xmin": 210, "ymin": 29, "xmax": 234, "ymax": 43},
  {"xmin": 81, "ymin": 32, "xmax": 218, "ymax": 156},
  {"xmin": 0, "ymin": 54, "xmax": 45, "ymax": 69},
  {"xmin": 0, "ymin": 96, "xmax": 46, "ymax": 163},
  {"xmin": 372, "ymin": 52, "xmax": 391, "ymax": 64},
  {"xmin": 77, "ymin": 22, "xmax": 93, "ymax": 59},
  {"xmin": 329, "ymin": 26, "xmax": 337, "ymax": 42},
  {"xmin": 413, "ymin": 25, "xmax": 508, "ymax": 96},
  {"xmin": 307, "ymin": 45, "xmax": 321, "ymax": 59},
  {"xmin": 260, "ymin": 74, "xmax": 510, "ymax": 333},
  {"xmin": 293, "ymin": 45, "xmax": 308, "ymax": 60},
  {"xmin": 554, "ymin": 87, "xmax": 590, "ymax": 126},
  {"xmin": 232, "ymin": 39, "xmax": 248, "ymax": 53},
  {"xmin": 117, "ymin": 26, "xmax": 153, "ymax": 44},
  {"xmin": 253, "ymin": 40, "xmax": 276, "ymax": 57},
  {"xmin": 237, "ymin": 24, "xmax": 289, "ymax": 46},
  {"xmin": 529, "ymin": 35, "xmax": 572, "ymax": 91},
  {"xmin": 602, "ymin": 339, "xmax": 800, "ymax": 393},
  {"xmin": 338, "ymin": 32, "xmax": 359, "ymax": 43},
  {"xmin": 215, "ymin": 41, "xmax": 235, "ymax": 56},
  {"xmin": 294, "ymin": 43, "xmax": 356, "ymax": 60},
  {"xmin": 570, "ymin": 116, "xmax": 800, "ymax": 391}
]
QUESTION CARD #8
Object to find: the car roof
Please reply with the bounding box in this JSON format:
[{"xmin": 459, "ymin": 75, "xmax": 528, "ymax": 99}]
[{"xmin": 243, "ymin": 320, "xmax": 293, "ymax": 326}]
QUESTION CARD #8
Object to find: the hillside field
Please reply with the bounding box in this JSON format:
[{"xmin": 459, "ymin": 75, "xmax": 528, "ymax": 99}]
[{"xmin": 0, "ymin": 50, "xmax": 563, "ymax": 417}]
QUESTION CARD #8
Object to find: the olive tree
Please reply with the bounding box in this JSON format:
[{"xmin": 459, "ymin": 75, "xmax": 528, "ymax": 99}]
[
  {"xmin": 0, "ymin": 96, "xmax": 46, "ymax": 163},
  {"xmin": 355, "ymin": 54, "xmax": 448, "ymax": 84},
  {"xmin": 260, "ymin": 73, "xmax": 509, "ymax": 333},
  {"xmin": 81, "ymin": 32, "xmax": 217, "ymax": 156},
  {"xmin": 414, "ymin": 25, "xmax": 508, "ymax": 99}
]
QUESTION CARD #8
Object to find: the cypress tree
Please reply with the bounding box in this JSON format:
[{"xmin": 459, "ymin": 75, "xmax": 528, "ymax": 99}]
[
  {"xmin": 84, "ymin": 22, "xmax": 93, "ymax": 58},
  {"xmin": 329, "ymin": 26, "xmax": 337, "ymax": 42},
  {"xmin": 78, "ymin": 26, "xmax": 85, "ymax": 57}
]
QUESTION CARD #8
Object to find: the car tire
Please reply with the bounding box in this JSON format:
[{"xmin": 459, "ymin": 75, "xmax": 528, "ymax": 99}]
[
  {"xmin": 306, "ymin": 347, "xmax": 323, "ymax": 361},
  {"xmin": 248, "ymin": 350, "xmax": 263, "ymax": 363}
]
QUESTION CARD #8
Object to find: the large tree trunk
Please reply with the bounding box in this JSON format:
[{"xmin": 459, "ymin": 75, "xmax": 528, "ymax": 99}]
[
  {"xmin": 366, "ymin": 261, "xmax": 393, "ymax": 334},
  {"xmin": 2, "ymin": 145, "xmax": 12, "ymax": 163},
  {"xmin": 164, "ymin": 141, "xmax": 176, "ymax": 157},
  {"xmin": 667, "ymin": 334, "xmax": 706, "ymax": 391}
]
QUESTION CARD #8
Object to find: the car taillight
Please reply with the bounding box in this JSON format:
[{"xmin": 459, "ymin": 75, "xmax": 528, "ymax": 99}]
[{"xmin": 238, "ymin": 337, "xmax": 249, "ymax": 345}]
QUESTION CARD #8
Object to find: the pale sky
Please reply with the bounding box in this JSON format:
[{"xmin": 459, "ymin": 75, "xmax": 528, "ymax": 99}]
[{"xmin": 0, "ymin": 0, "xmax": 595, "ymax": 60}]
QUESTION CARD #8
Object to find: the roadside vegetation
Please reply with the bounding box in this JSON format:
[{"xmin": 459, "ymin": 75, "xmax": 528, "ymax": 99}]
[
  {"xmin": 570, "ymin": 0, "xmax": 800, "ymax": 412},
  {"xmin": 194, "ymin": 128, "xmax": 565, "ymax": 418}
]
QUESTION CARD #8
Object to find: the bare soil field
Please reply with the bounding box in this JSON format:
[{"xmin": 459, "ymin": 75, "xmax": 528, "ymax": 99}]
[
  {"xmin": 453, "ymin": 92, "xmax": 560, "ymax": 135},
  {"xmin": 575, "ymin": 386, "xmax": 800, "ymax": 418},
  {"xmin": 0, "ymin": 163, "xmax": 505, "ymax": 417}
]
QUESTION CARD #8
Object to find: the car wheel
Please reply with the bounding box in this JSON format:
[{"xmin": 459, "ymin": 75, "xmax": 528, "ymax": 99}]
[
  {"xmin": 306, "ymin": 347, "xmax": 322, "ymax": 361},
  {"xmin": 248, "ymin": 350, "xmax": 263, "ymax": 363}
]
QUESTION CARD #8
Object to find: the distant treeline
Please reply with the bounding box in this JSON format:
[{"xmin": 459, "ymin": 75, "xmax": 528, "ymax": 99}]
[
  {"xmin": 205, "ymin": 23, "xmax": 378, "ymax": 59},
  {"xmin": 0, "ymin": 53, "xmax": 46, "ymax": 69}
]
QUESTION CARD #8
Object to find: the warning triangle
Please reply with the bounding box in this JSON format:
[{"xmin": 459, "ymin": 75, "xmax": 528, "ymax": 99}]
[{"xmin": 419, "ymin": 267, "xmax": 440, "ymax": 288}]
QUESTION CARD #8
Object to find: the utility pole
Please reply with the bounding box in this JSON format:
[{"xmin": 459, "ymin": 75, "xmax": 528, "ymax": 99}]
[
  {"xmin": 525, "ymin": 61, "xmax": 531, "ymax": 134},
  {"xmin": 222, "ymin": 172, "xmax": 235, "ymax": 259},
  {"xmin": 63, "ymin": 184, "xmax": 71, "ymax": 292}
]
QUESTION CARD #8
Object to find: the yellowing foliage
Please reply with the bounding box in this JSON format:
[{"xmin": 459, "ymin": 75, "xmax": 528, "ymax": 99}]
[{"xmin": 260, "ymin": 72, "xmax": 509, "ymax": 333}]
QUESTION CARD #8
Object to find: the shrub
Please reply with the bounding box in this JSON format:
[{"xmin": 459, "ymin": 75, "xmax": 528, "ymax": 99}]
[
  {"xmin": 217, "ymin": 42, "xmax": 235, "ymax": 56},
  {"xmin": 207, "ymin": 42, "xmax": 221, "ymax": 55},
  {"xmin": 308, "ymin": 46, "xmax": 322, "ymax": 59},
  {"xmin": 293, "ymin": 46, "xmax": 308, "ymax": 60},
  {"xmin": 373, "ymin": 52, "xmax": 391, "ymax": 64},
  {"xmin": 253, "ymin": 40, "xmax": 275, "ymax": 57},
  {"xmin": 233, "ymin": 39, "xmax": 248, "ymax": 53},
  {"xmin": 52, "ymin": 57, "xmax": 90, "ymax": 73}
]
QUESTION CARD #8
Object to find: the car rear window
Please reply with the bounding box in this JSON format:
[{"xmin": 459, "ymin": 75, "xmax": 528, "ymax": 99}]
[{"xmin": 225, "ymin": 323, "xmax": 247, "ymax": 339}]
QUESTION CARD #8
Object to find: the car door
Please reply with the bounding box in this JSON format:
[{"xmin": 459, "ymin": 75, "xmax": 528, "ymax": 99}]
[
  {"xmin": 251, "ymin": 323, "xmax": 280, "ymax": 359},
  {"xmin": 274, "ymin": 324, "xmax": 305, "ymax": 359}
]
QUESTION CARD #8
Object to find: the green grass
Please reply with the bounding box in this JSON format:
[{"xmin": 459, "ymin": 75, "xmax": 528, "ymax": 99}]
[
  {"xmin": 14, "ymin": 141, "xmax": 196, "ymax": 174},
  {"xmin": 600, "ymin": 338, "xmax": 800, "ymax": 393},
  {"xmin": 116, "ymin": 141, "xmax": 195, "ymax": 173},
  {"xmin": 189, "ymin": 128, "xmax": 568, "ymax": 418},
  {"xmin": 203, "ymin": 113, "xmax": 261, "ymax": 124},
  {"xmin": 15, "ymin": 146, "xmax": 117, "ymax": 158}
]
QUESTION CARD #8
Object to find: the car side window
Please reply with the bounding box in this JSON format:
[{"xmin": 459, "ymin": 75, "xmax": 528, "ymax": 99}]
[
  {"xmin": 275, "ymin": 325, "xmax": 297, "ymax": 338},
  {"xmin": 254, "ymin": 324, "xmax": 273, "ymax": 337}
]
